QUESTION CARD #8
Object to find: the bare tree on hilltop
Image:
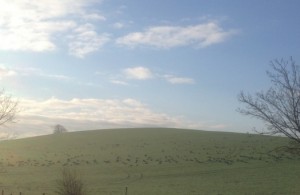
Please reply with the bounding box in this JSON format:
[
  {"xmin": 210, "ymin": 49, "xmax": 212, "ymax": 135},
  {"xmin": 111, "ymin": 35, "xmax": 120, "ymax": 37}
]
[
  {"xmin": 238, "ymin": 57, "xmax": 300, "ymax": 144},
  {"xmin": 53, "ymin": 124, "xmax": 68, "ymax": 134}
]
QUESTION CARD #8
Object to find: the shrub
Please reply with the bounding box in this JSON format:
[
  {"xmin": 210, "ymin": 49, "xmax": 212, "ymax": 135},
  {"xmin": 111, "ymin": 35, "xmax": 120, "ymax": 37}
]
[{"xmin": 56, "ymin": 168, "xmax": 85, "ymax": 195}]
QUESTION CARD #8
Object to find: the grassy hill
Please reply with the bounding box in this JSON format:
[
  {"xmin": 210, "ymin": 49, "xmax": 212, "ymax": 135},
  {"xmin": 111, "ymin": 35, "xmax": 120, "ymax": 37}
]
[{"xmin": 0, "ymin": 128, "xmax": 299, "ymax": 194}]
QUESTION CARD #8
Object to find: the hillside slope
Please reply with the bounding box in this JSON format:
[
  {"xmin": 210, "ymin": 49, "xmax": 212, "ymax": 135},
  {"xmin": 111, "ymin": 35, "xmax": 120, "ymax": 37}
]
[{"xmin": 0, "ymin": 128, "xmax": 299, "ymax": 194}]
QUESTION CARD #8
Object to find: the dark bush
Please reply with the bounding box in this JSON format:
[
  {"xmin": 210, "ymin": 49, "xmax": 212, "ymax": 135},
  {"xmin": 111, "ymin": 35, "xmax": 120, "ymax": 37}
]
[{"xmin": 56, "ymin": 168, "xmax": 85, "ymax": 195}]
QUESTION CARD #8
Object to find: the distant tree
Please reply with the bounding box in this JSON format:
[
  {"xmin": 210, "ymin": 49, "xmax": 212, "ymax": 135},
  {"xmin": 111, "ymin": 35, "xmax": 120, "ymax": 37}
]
[
  {"xmin": 53, "ymin": 124, "xmax": 68, "ymax": 134},
  {"xmin": 238, "ymin": 58, "xmax": 300, "ymax": 144},
  {"xmin": 0, "ymin": 89, "xmax": 18, "ymax": 126}
]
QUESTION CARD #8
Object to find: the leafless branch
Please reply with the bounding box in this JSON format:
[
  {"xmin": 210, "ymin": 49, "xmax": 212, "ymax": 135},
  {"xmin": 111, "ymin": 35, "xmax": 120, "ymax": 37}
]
[
  {"xmin": 0, "ymin": 89, "xmax": 19, "ymax": 126},
  {"xmin": 238, "ymin": 57, "xmax": 300, "ymax": 144}
]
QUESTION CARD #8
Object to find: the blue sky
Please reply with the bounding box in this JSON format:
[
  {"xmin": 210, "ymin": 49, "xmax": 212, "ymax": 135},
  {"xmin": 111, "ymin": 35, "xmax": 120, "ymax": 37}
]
[{"xmin": 0, "ymin": 0, "xmax": 300, "ymax": 138}]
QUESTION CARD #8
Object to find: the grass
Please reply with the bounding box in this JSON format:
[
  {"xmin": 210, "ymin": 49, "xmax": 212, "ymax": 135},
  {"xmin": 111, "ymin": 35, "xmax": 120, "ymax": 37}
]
[{"xmin": 0, "ymin": 128, "xmax": 299, "ymax": 194}]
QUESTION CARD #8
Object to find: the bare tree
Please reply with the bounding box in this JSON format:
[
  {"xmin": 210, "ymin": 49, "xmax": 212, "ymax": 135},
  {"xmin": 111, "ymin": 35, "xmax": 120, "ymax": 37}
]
[
  {"xmin": 53, "ymin": 124, "xmax": 68, "ymax": 134},
  {"xmin": 0, "ymin": 90, "xmax": 18, "ymax": 126},
  {"xmin": 56, "ymin": 168, "xmax": 85, "ymax": 195},
  {"xmin": 238, "ymin": 57, "xmax": 300, "ymax": 144}
]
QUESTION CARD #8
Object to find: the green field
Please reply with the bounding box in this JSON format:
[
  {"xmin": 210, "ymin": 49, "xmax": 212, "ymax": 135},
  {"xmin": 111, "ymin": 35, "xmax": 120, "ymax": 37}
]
[{"xmin": 0, "ymin": 128, "xmax": 299, "ymax": 194}]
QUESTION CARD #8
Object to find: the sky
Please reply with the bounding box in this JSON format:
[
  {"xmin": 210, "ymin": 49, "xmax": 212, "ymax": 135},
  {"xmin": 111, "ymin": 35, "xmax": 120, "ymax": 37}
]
[{"xmin": 0, "ymin": 0, "xmax": 300, "ymax": 139}]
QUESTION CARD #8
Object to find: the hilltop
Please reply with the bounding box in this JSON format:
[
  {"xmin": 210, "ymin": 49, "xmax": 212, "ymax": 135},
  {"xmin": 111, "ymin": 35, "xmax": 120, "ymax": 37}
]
[{"xmin": 0, "ymin": 128, "xmax": 299, "ymax": 194}]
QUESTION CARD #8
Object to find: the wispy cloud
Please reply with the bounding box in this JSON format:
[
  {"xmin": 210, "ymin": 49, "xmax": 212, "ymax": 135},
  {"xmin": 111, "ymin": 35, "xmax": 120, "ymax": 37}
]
[
  {"xmin": 113, "ymin": 22, "xmax": 125, "ymax": 29},
  {"xmin": 2, "ymin": 97, "xmax": 214, "ymax": 139},
  {"xmin": 82, "ymin": 13, "xmax": 106, "ymax": 21},
  {"xmin": 0, "ymin": 65, "xmax": 17, "ymax": 78},
  {"xmin": 123, "ymin": 67, "xmax": 154, "ymax": 80},
  {"xmin": 106, "ymin": 67, "xmax": 195, "ymax": 85},
  {"xmin": 116, "ymin": 22, "xmax": 238, "ymax": 49},
  {"xmin": 0, "ymin": 0, "xmax": 106, "ymax": 57},
  {"xmin": 110, "ymin": 80, "xmax": 129, "ymax": 86},
  {"xmin": 6, "ymin": 66, "xmax": 72, "ymax": 81},
  {"xmin": 164, "ymin": 75, "xmax": 195, "ymax": 84},
  {"xmin": 68, "ymin": 24, "xmax": 110, "ymax": 58}
]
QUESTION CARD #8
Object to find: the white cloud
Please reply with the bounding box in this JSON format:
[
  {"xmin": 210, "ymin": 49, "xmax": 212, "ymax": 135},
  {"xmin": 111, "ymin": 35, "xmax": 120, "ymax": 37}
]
[
  {"xmin": 110, "ymin": 80, "xmax": 129, "ymax": 86},
  {"xmin": 83, "ymin": 13, "xmax": 106, "ymax": 21},
  {"xmin": 44, "ymin": 74, "xmax": 72, "ymax": 81},
  {"xmin": 0, "ymin": 65, "xmax": 17, "ymax": 78},
  {"xmin": 0, "ymin": 97, "xmax": 214, "ymax": 139},
  {"xmin": 68, "ymin": 24, "xmax": 110, "ymax": 58},
  {"xmin": 164, "ymin": 75, "xmax": 195, "ymax": 84},
  {"xmin": 5, "ymin": 66, "xmax": 72, "ymax": 81},
  {"xmin": 113, "ymin": 22, "xmax": 125, "ymax": 29},
  {"xmin": 0, "ymin": 0, "xmax": 106, "ymax": 55},
  {"xmin": 116, "ymin": 67, "xmax": 196, "ymax": 85},
  {"xmin": 116, "ymin": 22, "xmax": 238, "ymax": 49},
  {"xmin": 123, "ymin": 67, "xmax": 154, "ymax": 80}
]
